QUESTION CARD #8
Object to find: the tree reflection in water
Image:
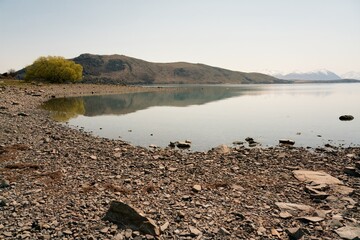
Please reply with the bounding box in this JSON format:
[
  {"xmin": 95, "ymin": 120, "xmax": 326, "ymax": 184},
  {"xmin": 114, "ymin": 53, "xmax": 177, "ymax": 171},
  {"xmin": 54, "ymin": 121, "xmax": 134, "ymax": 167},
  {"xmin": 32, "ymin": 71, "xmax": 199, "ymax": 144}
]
[{"xmin": 42, "ymin": 97, "xmax": 85, "ymax": 122}]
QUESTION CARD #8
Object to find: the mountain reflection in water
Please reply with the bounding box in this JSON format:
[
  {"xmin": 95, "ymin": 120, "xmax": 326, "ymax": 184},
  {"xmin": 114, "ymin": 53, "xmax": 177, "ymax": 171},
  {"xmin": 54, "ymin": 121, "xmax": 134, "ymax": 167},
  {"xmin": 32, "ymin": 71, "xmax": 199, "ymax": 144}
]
[
  {"xmin": 42, "ymin": 85, "xmax": 264, "ymax": 120},
  {"xmin": 42, "ymin": 84, "xmax": 360, "ymax": 151}
]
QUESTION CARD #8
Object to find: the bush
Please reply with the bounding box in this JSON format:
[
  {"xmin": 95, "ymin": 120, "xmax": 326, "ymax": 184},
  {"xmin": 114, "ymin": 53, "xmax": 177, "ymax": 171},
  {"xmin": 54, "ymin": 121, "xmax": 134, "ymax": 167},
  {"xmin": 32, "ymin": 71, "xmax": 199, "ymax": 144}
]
[
  {"xmin": 7, "ymin": 69, "xmax": 16, "ymax": 77},
  {"xmin": 25, "ymin": 56, "xmax": 83, "ymax": 83}
]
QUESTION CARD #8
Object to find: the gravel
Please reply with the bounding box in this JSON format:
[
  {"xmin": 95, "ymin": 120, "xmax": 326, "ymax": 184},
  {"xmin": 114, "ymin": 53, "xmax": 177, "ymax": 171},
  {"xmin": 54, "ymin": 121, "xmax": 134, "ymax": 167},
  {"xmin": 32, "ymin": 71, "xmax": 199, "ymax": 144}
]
[{"xmin": 0, "ymin": 83, "xmax": 359, "ymax": 239}]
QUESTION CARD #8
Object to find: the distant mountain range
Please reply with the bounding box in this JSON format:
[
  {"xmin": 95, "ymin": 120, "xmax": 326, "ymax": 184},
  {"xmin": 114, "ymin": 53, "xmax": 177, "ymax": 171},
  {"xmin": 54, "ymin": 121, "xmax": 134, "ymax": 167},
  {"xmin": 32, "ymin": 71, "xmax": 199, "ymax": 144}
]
[
  {"xmin": 273, "ymin": 70, "xmax": 341, "ymax": 81},
  {"xmin": 271, "ymin": 69, "xmax": 360, "ymax": 81},
  {"xmin": 340, "ymin": 71, "xmax": 360, "ymax": 80},
  {"xmin": 70, "ymin": 54, "xmax": 287, "ymax": 85}
]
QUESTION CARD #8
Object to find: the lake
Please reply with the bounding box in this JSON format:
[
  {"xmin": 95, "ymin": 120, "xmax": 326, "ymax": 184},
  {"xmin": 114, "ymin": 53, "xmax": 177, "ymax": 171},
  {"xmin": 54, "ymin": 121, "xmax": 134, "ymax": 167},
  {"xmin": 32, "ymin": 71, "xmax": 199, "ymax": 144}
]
[{"xmin": 42, "ymin": 83, "xmax": 360, "ymax": 151}]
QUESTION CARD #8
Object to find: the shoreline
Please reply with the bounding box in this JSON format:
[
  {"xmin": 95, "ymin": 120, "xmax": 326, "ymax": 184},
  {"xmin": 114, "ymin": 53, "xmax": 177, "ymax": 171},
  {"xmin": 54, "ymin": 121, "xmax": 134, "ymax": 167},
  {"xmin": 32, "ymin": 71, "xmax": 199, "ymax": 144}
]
[{"xmin": 1, "ymin": 82, "xmax": 359, "ymax": 239}]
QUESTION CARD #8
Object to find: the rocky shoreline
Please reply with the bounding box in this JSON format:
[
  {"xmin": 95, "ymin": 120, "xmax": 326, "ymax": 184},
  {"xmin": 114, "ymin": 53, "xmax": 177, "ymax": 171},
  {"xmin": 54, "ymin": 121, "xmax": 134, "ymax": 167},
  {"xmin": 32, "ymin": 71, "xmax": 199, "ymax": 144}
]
[{"xmin": 0, "ymin": 83, "xmax": 359, "ymax": 239}]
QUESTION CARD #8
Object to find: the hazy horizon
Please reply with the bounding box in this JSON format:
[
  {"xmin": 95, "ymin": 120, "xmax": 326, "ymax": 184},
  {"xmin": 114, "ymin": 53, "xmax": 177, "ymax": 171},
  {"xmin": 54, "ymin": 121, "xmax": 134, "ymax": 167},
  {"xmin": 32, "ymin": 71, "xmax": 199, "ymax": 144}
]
[{"xmin": 0, "ymin": 0, "xmax": 359, "ymax": 75}]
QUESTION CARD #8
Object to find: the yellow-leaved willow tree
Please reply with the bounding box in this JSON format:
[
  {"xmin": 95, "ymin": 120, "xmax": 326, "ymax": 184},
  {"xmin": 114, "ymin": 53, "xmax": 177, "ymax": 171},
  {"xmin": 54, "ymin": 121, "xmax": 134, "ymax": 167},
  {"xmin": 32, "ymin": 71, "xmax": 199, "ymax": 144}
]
[{"xmin": 25, "ymin": 56, "xmax": 83, "ymax": 83}]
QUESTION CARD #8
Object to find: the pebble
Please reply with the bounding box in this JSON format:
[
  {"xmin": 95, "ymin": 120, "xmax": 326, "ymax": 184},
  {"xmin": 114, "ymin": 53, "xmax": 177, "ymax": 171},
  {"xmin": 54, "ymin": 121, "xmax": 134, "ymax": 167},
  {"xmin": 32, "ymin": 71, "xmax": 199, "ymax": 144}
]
[
  {"xmin": 63, "ymin": 229, "xmax": 72, "ymax": 235},
  {"xmin": 286, "ymin": 227, "xmax": 304, "ymax": 240},
  {"xmin": 192, "ymin": 184, "xmax": 202, "ymax": 192},
  {"xmin": 100, "ymin": 227, "xmax": 109, "ymax": 233},
  {"xmin": 0, "ymin": 84, "xmax": 359, "ymax": 240},
  {"xmin": 160, "ymin": 221, "xmax": 169, "ymax": 232},
  {"xmin": 189, "ymin": 226, "xmax": 201, "ymax": 236}
]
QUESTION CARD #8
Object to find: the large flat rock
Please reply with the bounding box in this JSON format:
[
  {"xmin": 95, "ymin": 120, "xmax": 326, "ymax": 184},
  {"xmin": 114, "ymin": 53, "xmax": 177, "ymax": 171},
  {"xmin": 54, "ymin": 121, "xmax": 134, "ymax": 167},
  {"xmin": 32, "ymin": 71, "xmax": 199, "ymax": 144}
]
[
  {"xmin": 103, "ymin": 201, "xmax": 160, "ymax": 236},
  {"xmin": 335, "ymin": 226, "xmax": 360, "ymax": 240},
  {"xmin": 275, "ymin": 202, "xmax": 314, "ymax": 215},
  {"xmin": 293, "ymin": 170, "xmax": 343, "ymax": 185}
]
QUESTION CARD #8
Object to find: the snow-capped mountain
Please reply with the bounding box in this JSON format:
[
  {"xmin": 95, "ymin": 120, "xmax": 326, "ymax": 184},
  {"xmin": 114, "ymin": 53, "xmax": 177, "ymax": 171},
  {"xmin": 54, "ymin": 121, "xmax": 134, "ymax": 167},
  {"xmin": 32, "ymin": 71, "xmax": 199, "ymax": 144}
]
[
  {"xmin": 340, "ymin": 71, "xmax": 360, "ymax": 80},
  {"xmin": 273, "ymin": 69, "xmax": 341, "ymax": 81}
]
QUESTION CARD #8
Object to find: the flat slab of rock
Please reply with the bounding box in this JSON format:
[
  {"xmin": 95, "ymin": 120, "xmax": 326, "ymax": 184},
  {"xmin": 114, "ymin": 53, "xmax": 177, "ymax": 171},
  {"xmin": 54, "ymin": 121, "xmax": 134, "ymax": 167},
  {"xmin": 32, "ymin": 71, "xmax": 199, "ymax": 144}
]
[
  {"xmin": 176, "ymin": 141, "xmax": 191, "ymax": 149},
  {"xmin": 279, "ymin": 211, "xmax": 293, "ymax": 219},
  {"xmin": 103, "ymin": 201, "xmax": 160, "ymax": 236},
  {"xmin": 331, "ymin": 185, "xmax": 355, "ymax": 195},
  {"xmin": 335, "ymin": 226, "xmax": 360, "ymax": 239},
  {"xmin": 293, "ymin": 170, "xmax": 343, "ymax": 185},
  {"xmin": 279, "ymin": 139, "xmax": 295, "ymax": 145},
  {"xmin": 275, "ymin": 202, "xmax": 314, "ymax": 216},
  {"xmin": 297, "ymin": 216, "xmax": 324, "ymax": 223}
]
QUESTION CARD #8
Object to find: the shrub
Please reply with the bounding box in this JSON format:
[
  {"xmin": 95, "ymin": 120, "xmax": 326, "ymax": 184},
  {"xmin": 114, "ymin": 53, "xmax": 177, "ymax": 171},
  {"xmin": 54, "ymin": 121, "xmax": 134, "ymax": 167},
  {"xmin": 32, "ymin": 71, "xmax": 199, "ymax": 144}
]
[{"xmin": 25, "ymin": 56, "xmax": 83, "ymax": 83}]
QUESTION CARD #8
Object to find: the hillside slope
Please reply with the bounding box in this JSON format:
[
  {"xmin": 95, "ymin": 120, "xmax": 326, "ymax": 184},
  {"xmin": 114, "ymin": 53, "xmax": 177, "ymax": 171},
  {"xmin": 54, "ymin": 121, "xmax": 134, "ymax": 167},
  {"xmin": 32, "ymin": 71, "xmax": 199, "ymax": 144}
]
[{"xmin": 72, "ymin": 54, "xmax": 284, "ymax": 84}]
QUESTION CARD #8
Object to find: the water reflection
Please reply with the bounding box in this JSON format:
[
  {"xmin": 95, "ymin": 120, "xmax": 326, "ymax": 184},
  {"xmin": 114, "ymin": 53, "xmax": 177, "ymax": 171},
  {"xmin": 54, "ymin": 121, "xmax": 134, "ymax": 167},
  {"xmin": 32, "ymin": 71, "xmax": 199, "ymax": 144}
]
[
  {"xmin": 43, "ymin": 85, "xmax": 265, "ymax": 120},
  {"xmin": 41, "ymin": 84, "xmax": 360, "ymax": 151},
  {"xmin": 42, "ymin": 98, "xmax": 85, "ymax": 122}
]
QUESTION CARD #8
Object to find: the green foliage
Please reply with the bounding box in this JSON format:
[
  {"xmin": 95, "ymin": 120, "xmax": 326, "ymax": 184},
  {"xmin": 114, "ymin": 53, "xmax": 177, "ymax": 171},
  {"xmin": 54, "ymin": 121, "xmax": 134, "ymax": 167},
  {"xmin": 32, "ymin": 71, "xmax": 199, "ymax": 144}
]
[
  {"xmin": 25, "ymin": 56, "xmax": 83, "ymax": 83},
  {"xmin": 42, "ymin": 97, "xmax": 85, "ymax": 122}
]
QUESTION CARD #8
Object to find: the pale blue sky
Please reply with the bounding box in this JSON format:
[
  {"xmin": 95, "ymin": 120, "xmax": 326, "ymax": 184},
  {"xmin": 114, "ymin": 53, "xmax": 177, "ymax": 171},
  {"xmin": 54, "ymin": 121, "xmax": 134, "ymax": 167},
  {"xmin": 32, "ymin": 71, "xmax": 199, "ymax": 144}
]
[{"xmin": 0, "ymin": 0, "xmax": 359, "ymax": 75}]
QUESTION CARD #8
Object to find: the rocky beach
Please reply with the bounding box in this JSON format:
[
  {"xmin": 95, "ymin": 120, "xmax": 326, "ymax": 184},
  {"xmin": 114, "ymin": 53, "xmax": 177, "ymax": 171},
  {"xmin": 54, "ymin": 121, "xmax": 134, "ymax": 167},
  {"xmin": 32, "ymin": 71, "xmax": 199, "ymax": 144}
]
[{"xmin": 0, "ymin": 82, "xmax": 359, "ymax": 239}]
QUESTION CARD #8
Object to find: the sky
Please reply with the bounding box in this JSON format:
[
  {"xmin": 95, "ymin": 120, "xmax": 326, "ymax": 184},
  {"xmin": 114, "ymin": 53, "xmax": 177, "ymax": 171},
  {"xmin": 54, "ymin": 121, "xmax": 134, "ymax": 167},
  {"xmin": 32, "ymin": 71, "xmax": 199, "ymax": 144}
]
[{"xmin": 0, "ymin": 0, "xmax": 359, "ymax": 75}]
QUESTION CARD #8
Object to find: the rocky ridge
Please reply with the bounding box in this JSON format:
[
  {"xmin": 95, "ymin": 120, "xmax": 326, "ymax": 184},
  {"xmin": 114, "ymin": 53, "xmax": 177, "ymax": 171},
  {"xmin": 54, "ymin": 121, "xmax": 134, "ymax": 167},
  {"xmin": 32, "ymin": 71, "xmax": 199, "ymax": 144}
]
[
  {"xmin": 71, "ymin": 54, "xmax": 284, "ymax": 85},
  {"xmin": 0, "ymin": 82, "xmax": 359, "ymax": 239}
]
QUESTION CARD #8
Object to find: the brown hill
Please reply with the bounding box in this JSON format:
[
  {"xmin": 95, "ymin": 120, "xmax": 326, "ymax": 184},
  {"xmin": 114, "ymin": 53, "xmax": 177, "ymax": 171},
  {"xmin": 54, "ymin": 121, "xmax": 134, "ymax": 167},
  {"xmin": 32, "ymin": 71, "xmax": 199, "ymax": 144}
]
[{"xmin": 72, "ymin": 54, "xmax": 285, "ymax": 85}]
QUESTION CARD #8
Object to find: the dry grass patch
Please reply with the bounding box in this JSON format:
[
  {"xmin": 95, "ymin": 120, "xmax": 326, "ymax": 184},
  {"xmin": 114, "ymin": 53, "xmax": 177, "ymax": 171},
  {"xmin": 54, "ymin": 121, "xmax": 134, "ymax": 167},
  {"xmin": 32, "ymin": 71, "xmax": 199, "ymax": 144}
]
[{"xmin": 0, "ymin": 79, "xmax": 32, "ymax": 87}]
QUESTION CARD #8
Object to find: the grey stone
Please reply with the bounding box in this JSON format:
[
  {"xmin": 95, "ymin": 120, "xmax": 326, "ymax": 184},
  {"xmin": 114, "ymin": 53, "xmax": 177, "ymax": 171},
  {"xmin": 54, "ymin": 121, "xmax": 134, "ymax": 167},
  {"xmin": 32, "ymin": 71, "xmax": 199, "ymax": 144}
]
[
  {"xmin": 355, "ymin": 161, "xmax": 360, "ymax": 170},
  {"xmin": 17, "ymin": 112, "xmax": 29, "ymax": 117},
  {"xmin": 160, "ymin": 221, "xmax": 169, "ymax": 232},
  {"xmin": 0, "ymin": 179, "xmax": 10, "ymax": 188},
  {"xmin": 3, "ymin": 232, "xmax": 12, "ymax": 237},
  {"xmin": 333, "ymin": 185, "xmax": 355, "ymax": 195},
  {"xmin": 63, "ymin": 229, "xmax": 72, "ymax": 235},
  {"xmin": 279, "ymin": 211, "xmax": 293, "ymax": 219},
  {"xmin": 257, "ymin": 226, "xmax": 266, "ymax": 235},
  {"xmin": 103, "ymin": 201, "xmax": 160, "ymax": 236},
  {"xmin": 189, "ymin": 226, "xmax": 201, "ymax": 236},
  {"xmin": 344, "ymin": 167, "xmax": 360, "ymax": 177},
  {"xmin": 176, "ymin": 141, "xmax": 191, "ymax": 149},
  {"xmin": 192, "ymin": 184, "xmax": 202, "ymax": 192},
  {"xmin": 297, "ymin": 216, "xmax": 324, "ymax": 223},
  {"xmin": 293, "ymin": 170, "xmax": 343, "ymax": 185},
  {"xmin": 100, "ymin": 227, "xmax": 109, "ymax": 233},
  {"xmin": 286, "ymin": 227, "xmax": 305, "ymax": 240},
  {"xmin": 275, "ymin": 202, "xmax": 314, "ymax": 215},
  {"xmin": 339, "ymin": 115, "xmax": 354, "ymax": 121},
  {"xmin": 219, "ymin": 227, "xmax": 231, "ymax": 235},
  {"xmin": 335, "ymin": 226, "xmax": 360, "ymax": 239},
  {"xmin": 328, "ymin": 219, "xmax": 343, "ymax": 228},
  {"xmin": 213, "ymin": 144, "xmax": 230, "ymax": 154},
  {"xmin": 279, "ymin": 139, "xmax": 295, "ymax": 145},
  {"xmin": 124, "ymin": 229, "xmax": 132, "ymax": 238},
  {"xmin": 113, "ymin": 233, "xmax": 124, "ymax": 240}
]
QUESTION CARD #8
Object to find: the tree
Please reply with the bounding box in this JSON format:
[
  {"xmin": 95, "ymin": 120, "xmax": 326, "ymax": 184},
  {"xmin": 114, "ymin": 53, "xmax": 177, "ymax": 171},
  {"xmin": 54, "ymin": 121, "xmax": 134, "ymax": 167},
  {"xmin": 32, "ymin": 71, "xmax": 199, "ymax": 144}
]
[
  {"xmin": 25, "ymin": 56, "xmax": 83, "ymax": 83},
  {"xmin": 7, "ymin": 69, "xmax": 16, "ymax": 77}
]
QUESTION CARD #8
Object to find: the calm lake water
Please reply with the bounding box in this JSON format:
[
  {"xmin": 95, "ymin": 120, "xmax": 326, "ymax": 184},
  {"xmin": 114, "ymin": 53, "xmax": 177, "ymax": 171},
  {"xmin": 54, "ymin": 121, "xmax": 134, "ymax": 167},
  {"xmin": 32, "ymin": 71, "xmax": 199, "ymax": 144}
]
[{"xmin": 42, "ymin": 83, "xmax": 360, "ymax": 151}]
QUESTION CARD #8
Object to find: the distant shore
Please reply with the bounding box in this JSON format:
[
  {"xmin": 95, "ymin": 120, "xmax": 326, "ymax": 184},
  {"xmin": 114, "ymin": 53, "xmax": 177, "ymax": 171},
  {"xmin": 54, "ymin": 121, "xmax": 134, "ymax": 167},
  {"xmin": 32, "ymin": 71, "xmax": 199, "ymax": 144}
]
[{"xmin": 0, "ymin": 81, "xmax": 359, "ymax": 239}]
